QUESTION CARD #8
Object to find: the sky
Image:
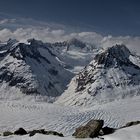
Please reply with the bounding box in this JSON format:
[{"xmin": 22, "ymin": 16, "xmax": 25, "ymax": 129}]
[
  {"xmin": 0, "ymin": 0, "xmax": 140, "ymax": 36},
  {"xmin": 0, "ymin": 0, "xmax": 140, "ymax": 53}
]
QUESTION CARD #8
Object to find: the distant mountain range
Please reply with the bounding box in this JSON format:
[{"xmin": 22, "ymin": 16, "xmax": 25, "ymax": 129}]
[{"xmin": 0, "ymin": 38, "xmax": 140, "ymax": 105}]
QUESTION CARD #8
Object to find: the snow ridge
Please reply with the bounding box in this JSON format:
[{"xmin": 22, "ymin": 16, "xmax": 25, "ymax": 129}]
[
  {"xmin": 56, "ymin": 44, "xmax": 140, "ymax": 106},
  {"xmin": 0, "ymin": 39, "xmax": 74, "ymax": 102}
]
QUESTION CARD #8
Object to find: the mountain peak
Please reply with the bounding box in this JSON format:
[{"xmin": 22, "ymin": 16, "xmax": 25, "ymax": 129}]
[
  {"xmin": 0, "ymin": 39, "xmax": 74, "ymax": 101},
  {"xmin": 66, "ymin": 38, "xmax": 86, "ymax": 48},
  {"xmin": 27, "ymin": 38, "xmax": 43, "ymax": 46},
  {"xmin": 7, "ymin": 38, "xmax": 18, "ymax": 45},
  {"xmin": 56, "ymin": 44, "xmax": 140, "ymax": 106},
  {"xmin": 94, "ymin": 44, "xmax": 131, "ymax": 67},
  {"xmin": 67, "ymin": 38, "xmax": 82, "ymax": 44}
]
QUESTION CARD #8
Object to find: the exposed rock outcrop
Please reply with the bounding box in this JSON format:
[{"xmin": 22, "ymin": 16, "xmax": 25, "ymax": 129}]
[
  {"xmin": 28, "ymin": 129, "xmax": 64, "ymax": 137},
  {"xmin": 73, "ymin": 119, "xmax": 104, "ymax": 138},
  {"xmin": 14, "ymin": 128, "xmax": 28, "ymax": 135}
]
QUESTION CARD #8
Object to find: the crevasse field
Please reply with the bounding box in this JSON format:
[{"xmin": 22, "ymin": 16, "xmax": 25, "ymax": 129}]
[{"xmin": 0, "ymin": 96, "xmax": 140, "ymax": 140}]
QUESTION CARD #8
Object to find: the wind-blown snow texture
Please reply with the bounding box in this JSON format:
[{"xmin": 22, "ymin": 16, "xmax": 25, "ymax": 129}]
[{"xmin": 0, "ymin": 96, "xmax": 140, "ymax": 139}]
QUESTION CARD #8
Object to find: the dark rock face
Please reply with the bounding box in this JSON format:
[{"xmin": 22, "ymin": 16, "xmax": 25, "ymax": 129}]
[
  {"xmin": 14, "ymin": 128, "xmax": 28, "ymax": 135},
  {"xmin": 0, "ymin": 66, "xmax": 37, "ymax": 94},
  {"xmin": 0, "ymin": 68, "xmax": 13, "ymax": 82},
  {"xmin": 73, "ymin": 119, "xmax": 104, "ymax": 138},
  {"xmin": 28, "ymin": 129, "xmax": 64, "ymax": 137},
  {"xmin": 99, "ymin": 127, "xmax": 115, "ymax": 136},
  {"xmin": 9, "ymin": 42, "xmax": 51, "ymax": 64},
  {"xmin": 48, "ymin": 68, "xmax": 58, "ymax": 76},
  {"xmin": 3, "ymin": 131, "xmax": 13, "ymax": 136},
  {"xmin": 75, "ymin": 70, "xmax": 90, "ymax": 92},
  {"xmin": 29, "ymin": 129, "xmax": 44, "ymax": 137},
  {"xmin": 121, "ymin": 121, "xmax": 140, "ymax": 128},
  {"xmin": 94, "ymin": 44, "xmax": 133, "ymax": 68}
]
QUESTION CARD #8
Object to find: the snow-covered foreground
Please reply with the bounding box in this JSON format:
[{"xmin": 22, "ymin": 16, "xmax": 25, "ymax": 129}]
[
  {"xmin": 1, "ymin": 124, "xmax": 140, "ymax": 140},
  {"xmin": 0, "ymin": 134, "xmax": 96, "ymax": 140},
  {"xmin": 1, "ymin": 125, "xmax": 140, "ymax": 140},
  {"xmin": 104, "ymin": 124, "xmax": 140, "ymax": 140},
  {"xmin": 0, "ymin": 96, "xmax": 140, "ymax": 139}
]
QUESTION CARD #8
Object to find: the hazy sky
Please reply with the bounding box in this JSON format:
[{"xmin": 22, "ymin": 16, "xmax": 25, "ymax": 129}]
[{"xmin": 0, "ymin": 0, "xmax": 140, "ymax": 36}]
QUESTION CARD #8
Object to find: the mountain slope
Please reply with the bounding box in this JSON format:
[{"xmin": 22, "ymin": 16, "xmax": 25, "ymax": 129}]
[
  {"xmin": 0, "ymin": 39, "xmax": 73, "ymax": 102},
  {"xmin": 56, "ymin": 44, "xmax": 140, "ymax": 106}
]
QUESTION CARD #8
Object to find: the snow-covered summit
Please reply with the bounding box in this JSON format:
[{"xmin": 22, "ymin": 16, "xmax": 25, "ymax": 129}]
[
  {"xmin": 95, "ymin": 44, "xmax": 131, "ymax": 67},
  {"xmin": 56, "ymin": 44, "xmax": 140, "ymax": 106},
  {"xmin": 0, "ymin": 39, "xmax": 73, "ymax": 102},
  {"xmin": 50, "ymin": 38, "xmax": 97, "ymax": 73},
  {"xmin": 66, "ymin": 38, "xmax": 87, "ymax": 50},
  {"xmin": 0, "ymin": 38, "xmax": 98, "ymax": 101},
  {"xmin": 52, "ymin": 38, "xmax": 96, "ymax": 51}
]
